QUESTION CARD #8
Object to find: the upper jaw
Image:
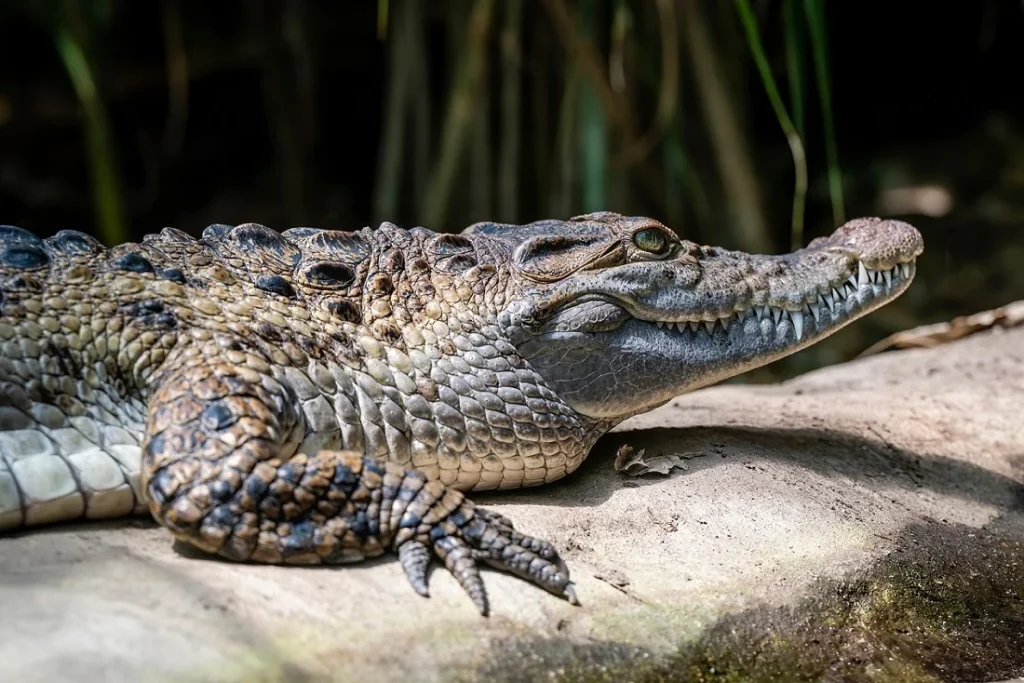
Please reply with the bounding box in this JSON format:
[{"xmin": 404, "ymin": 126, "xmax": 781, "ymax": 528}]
[
  {"xmin": 520, "ymin": 216, "xmax": 922, "ymax": 348},
  {"xmin": 629, "ymin": 217, "xmax": 924, "ymax": 342},
  {"xmin": 647, "ymin": 259, "xmax": 916, "ymax": 344}
]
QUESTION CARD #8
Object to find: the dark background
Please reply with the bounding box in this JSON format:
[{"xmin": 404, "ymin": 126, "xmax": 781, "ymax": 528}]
[{"xmin": 1, "ymin": 0, "xmax": 1021, "ymax": 380}]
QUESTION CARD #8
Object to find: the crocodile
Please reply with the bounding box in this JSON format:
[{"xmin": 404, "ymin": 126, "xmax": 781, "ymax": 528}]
[{"xmin": 0, "ymin": 212, "xmax": 922, "ymax": 614}]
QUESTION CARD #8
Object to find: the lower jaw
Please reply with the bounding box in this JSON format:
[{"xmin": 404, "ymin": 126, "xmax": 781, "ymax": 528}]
[{"xmin": 647, "ymin": 276, "xmax": 914, "ymax": 390}]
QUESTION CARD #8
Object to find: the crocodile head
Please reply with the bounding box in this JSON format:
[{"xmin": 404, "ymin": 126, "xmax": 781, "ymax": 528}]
[{"xmin": 467, "ymin": 212, "xmax": 923, "ymax": 419}]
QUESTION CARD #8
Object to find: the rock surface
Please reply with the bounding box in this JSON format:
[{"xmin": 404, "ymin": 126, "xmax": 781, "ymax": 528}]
[{"xmin": 2, "ymin": 326, "xmax": 1023, "ymax": 682}]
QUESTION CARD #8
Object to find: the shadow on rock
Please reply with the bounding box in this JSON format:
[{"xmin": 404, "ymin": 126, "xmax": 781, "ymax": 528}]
[
  {"xmin": 459, "ymin": 512, "xmax": 1024, "ymax": 683},
  {"xmin": 486, "ymin": 424, "xmax": 1024, "ymax": 512}
]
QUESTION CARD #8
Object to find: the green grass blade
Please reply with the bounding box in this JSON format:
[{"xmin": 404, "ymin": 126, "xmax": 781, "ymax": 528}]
[
  {"xmin": 734, "ymin": 0, "xmax": 807, "ymax": 250},
  {"xmin": 55, "ymin": 25, "xmax": 125, "ymax": 246},
  {"xmin": 782, "ymin": 0, "xmax": 806, "ymax": 141},
  {"xmin": 377, "ymin": 0, "xmax": 389, "ymax": 40},
  {"xmin": 804, "ymin": 0, "xmax": 845, "ymax": 225}
]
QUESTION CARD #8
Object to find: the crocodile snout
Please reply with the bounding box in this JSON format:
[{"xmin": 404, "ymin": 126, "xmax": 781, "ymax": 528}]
[{"xmin": 808, "ymin": 217, "xmax": 924, "ymax": 269}]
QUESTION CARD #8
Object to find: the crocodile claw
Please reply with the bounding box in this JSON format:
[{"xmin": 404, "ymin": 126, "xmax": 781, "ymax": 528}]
[{"xmin": 397, "ymin": 505, "xmax": 577, "ymax": 616}]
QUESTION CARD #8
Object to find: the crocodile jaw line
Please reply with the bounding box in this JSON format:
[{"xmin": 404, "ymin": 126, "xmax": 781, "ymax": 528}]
[
  {"xmin": 647, "ymin": 260, "xmax": 915, "ymax": 344},
  {"xmin": 640, "ymin": 259, "xmax": 916, "ymax": 383}
]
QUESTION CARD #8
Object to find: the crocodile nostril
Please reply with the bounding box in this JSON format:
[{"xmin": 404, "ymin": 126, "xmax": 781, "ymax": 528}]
[{"xmin": 662, "ymin": 268, "xmax": 675, "ymax": 280}]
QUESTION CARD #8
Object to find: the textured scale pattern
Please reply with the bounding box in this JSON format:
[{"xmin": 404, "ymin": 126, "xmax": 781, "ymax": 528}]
[
  {"xmin": 0, "ymin": 221, "xmax": 590, "ymax": 609},
  {"xmin": 0, "ymin": 213, "xmax": 922, "ymax": 612}
]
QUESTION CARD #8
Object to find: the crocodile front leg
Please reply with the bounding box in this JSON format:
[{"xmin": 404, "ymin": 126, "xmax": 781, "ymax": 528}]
[{"xmin": 141, "ymin": 355, "xmax": 577, "ymax": 615}]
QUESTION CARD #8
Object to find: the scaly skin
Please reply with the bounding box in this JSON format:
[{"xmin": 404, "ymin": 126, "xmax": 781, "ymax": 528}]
[{"xmin": 0, "ymin": 213, "xmax": 922, "ymax": 613}]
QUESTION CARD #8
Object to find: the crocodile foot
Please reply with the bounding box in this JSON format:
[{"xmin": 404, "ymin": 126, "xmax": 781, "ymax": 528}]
[{"xmin": 396, "ymin": 501, "xmax": 579, "ymax": 615}]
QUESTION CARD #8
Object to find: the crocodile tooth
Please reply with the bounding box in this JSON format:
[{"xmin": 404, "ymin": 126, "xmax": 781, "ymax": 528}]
[
  {"xmin": 672, "ymin": 322, "xmax": 683, "ymax": 332},
  {"xmin": 688, "ymin": 321, "xmax": 700, "ymax": 333},
  {"xmin": 823, "ymin": 292, "xmax": 835, "ymax": 312},
  {"xmin": 656, "ymin": 321, "xmax": 665, "ymax": 329},
  {"xmin": 882, "ymin": 269, "xmax": 892, "ymax": 288},
  {"xmin": 721, "ymin": 315, "xmax": 731, "ymax": 331},
  {"xmin": 832, "ymin": 287, "xmax": 844, "ymax": 302},
  {"xmin": 845, "ymin": 282, "xmax": 857, "ymax": 297},
  {"xmin": 900, "ymin": 263, "xmax": 910, "ymax": 277},
  {"xmin": 772, "ymin": 307, "xmax": 783, "ymax": 324},
  {"xmin": 791, "ymin": 311, "xmax": 803, "ymax": 341},
  {"xmin": 857, "ymin": 261, "xmax": 869, "ymax": 287},
  {"xmin": 705, "ymin": 320, "xmax": 716, "ymax": 334},
  {"xmin": 756, "ymin": 306, "xmax": 767, "ymax": 321},
  {"xmin": 808, "ymin": 300, "xmax": 821, "ymax": 323}
]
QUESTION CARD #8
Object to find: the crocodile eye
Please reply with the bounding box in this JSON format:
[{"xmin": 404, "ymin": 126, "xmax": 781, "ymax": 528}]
[{"xmin": 633, "ymin": 229, "xmax": 669, "ymax": 255}]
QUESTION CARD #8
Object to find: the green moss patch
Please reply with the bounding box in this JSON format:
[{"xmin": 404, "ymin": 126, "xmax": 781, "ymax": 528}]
[{"xmin": 462, "ymin": 515, "xmax": 1024, "ymax": 683}]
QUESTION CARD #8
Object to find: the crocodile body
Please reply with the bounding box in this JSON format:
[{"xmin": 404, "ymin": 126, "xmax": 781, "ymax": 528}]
[{"xmin": 0, "ymin": 213, "xmax": 922, "ymax": 612}]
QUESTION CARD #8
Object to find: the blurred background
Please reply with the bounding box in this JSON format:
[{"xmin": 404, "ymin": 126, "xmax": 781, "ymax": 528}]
[{"xmin": 0, "ymin": 0, "xmax": 1021, "ymax": 381}]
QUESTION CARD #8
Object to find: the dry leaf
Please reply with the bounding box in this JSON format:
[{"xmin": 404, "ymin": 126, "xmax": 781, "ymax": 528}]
[
  {"xmin": 614, "ymin": 444, "xmax": 702, "ymax": 477},
  {"xmin": 859, "ymin": 300, "xmax": 1024, "ymax": 356}
]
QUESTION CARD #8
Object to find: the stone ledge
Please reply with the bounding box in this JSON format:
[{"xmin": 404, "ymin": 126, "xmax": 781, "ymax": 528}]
[{"xmin": 2, "ymin": 326, "xmax": 1022, "ymax": 682}]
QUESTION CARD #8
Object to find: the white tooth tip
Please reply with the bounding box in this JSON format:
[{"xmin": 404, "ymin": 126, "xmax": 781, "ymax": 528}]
[
  {"xmin": 882, "ymin": 269, "xmax": 892, "ymax": 287},
  {"xmin": 791, "ymin": 311, "xmax": 804, "ymax": 341},
  {"xmin": 857, "ymin": 261, "xmax": 869, "ymax": 286},
  {"xmin": 704, "ymin": 321, "xmax": 715, "ymax": 334}
]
